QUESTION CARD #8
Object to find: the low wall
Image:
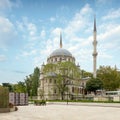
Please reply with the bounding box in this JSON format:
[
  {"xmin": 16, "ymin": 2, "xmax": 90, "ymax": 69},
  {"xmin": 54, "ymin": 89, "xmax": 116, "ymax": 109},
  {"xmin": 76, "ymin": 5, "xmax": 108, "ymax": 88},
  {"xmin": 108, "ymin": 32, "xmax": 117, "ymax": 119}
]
[
  {"xmin": 94, "ymin": 97, "xmax": 109, "ymax": 101},
  {"xmin": 0, "ymin": 108, "xmax": 10, "ymax": 113}
]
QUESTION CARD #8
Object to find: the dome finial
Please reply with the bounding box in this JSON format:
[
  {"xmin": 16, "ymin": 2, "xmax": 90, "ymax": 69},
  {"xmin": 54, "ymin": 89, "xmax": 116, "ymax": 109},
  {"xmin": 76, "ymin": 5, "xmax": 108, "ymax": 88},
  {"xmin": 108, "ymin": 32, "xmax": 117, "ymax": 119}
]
[{"xmin": 60, "ymin": 31, "xmax": 62, "ymax": 48}]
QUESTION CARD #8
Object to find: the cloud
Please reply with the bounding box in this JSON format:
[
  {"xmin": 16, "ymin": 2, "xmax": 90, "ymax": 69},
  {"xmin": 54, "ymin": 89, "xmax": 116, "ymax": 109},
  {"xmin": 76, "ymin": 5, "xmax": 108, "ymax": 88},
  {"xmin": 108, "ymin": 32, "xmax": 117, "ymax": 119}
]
[
  {"xmin": 102, "ymin": 8, "xmax": 120, "ymax": 20},
  {"xmin": 0, "ymin": 0, "xmax": 21, "ymax": 10},
  {"xmin": 0, "ymin": 54, "xmax": 6, "ymax": 61},
  {"xmin": 50, "ymin": 17, "xmax": 56, "ymax": 22},
  {"xmin": 64, "ymin": 4, "xmax": 93, "ymax": 37},
  {"xmin": 98, "ymin": 25, "xmax": 120, "ymax": 42},
  {"xmin": 40, "ymin": 30, "xmax": 46, "ymax": 38},
  {"xmin": 12, "ymin": 70, "xmax": 26, "ymax": 74},
  {"xmin": 28, "ymin": 23, "xmax": 37, "ymax": 36},
  {"xmin": 21, "ymin": 50, "xmax": 37, "ymax": 57},
  {"xmin": 0, "ymin": 16, "xmax": 17, "ymax": 48},
  {"xmin": 16, "ymin": 17, "xmax": 42, "ymax": 41}
]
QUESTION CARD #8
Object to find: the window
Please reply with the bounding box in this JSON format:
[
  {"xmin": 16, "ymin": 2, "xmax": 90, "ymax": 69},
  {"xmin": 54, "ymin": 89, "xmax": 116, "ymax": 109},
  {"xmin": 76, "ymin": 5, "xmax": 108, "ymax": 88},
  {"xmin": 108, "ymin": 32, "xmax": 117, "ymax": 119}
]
[
  {"xmin": 55, "ymin": 58, "xmax": 57, "ymax": 61},
  {"xmin": 54, "ymin": 89, "xmax": 56, "ymax": 94},
  {"xmin": 54, "ymin": 79, "xmax": 56, "ymax": 84},
  {"xmin": 72, "ymin": 87, "xmax": 74, "ymax": 93},
  {"xmin": 60, "ymin": 57, "xmax": 62, "ymax": 61},
  {"xmin": 49, "ymin": 79, "xmax": 52, "ymax": 83},
  {"xmin": 68, "ymin": 58, "xmax": 70, "ymax": 61}
]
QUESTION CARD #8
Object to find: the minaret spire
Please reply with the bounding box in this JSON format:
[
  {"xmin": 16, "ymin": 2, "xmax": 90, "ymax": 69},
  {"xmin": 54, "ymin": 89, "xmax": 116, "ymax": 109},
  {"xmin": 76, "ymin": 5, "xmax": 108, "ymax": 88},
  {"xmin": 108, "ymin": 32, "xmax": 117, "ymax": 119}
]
[
  {"xmin": 94, "ymin": 15, "xmax": 96, "ymax": 32},
  {"xmin": 92, "ymin": 15, "xmax": 98, "ymax": 78},
  {"xmin": 60, "ymin": 31, "xmax": 62, "ymax": 48}
]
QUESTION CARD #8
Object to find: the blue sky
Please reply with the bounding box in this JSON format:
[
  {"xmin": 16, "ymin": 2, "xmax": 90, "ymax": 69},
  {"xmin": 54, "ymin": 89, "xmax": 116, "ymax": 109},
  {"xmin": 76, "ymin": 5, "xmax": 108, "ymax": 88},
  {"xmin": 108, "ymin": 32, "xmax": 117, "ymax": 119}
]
[{"xmin": 0, "ymin": 0, "xmax": 120, "ymax": 84}]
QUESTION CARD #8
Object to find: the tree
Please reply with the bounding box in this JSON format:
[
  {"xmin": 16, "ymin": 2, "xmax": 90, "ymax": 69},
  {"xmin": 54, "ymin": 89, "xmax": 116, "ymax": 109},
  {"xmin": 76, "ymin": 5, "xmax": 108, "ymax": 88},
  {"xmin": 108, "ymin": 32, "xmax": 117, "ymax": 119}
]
[
  {"xmin": 13, "ymin": 81, "xmax": 26, "ymax": 93},
  {"xmin": 81, "ymin": 70, "xmax": 93, "ymax": 78},
  {"xmin": 32, "ymin": 67, "xmax": 40, "ymax": 96},
  {"xmin": 24, "ymin": 67, "xmax": 40, "ymax": 96},
  {"xmin": 97, "ymin": 66, "xmax": 120, "ymax": 91},
  {"xmin": 43, "ymin": 61, "xmax": 81, "ymax": 79},
  {"xmin": 2, "ymin": 83, "xmax": 13, "ymax": 92},
  {"xmin": 55, "ymin": 74, "xmax": 69, "ymax": 100},
  {"xmin": 86, "ymin": 77, "xmax": 103, "ymax": 94}
]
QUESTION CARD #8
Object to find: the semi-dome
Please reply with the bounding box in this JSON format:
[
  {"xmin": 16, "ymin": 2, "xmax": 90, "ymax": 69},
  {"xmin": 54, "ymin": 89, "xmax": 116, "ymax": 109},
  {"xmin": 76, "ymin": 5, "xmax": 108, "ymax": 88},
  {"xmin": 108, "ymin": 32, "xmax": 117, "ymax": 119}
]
[{"xmin": 50, "ymin": 48, "xmax": 72, "ymax": 57}]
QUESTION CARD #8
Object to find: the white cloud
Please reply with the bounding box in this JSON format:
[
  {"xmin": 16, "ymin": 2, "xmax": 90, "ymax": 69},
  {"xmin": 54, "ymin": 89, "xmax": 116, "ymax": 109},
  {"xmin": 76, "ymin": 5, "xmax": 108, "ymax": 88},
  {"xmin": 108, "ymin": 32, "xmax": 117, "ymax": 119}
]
[
  {"xmin": 21, "ymin": 50, "xmax": 37, "ymax": 57},
  {"xmin": 0, "ymin": 0, "xmax": 21, "ymax": 10},
  {"xmin": 80, "ymin": 4, "xmax": 92, "ymax": 15},
  {"xmin": 64, "ymin": 4, "xmax": 93, "ymax": 37},
  {"xmin": 27, "ymin": 23, "xmax": 37, "ymax": 36},
  {"xmin": 0, "ymin": 16, "xmax": 17, "ymax": 47},
  {"xmin": 40, "ymin": 30, "xmax": 46, "ymax": 38},
  {"xmin": 98, "ymin": 25, "xmax": 120, "ymax": 42},
  {"xmin": 0, "ymin": 54, "xmax": 6, "ymax": 61},
  {"xmin": 51, "ymin": 27, "xmax": 62, "ymax": 36},
  {"xmin": 50, "ymin": 17, "xmax": 56, "ymax": 22},
  {"xmin": 102, "ymin": 8, "xmax": 120, "ymax": 20}
]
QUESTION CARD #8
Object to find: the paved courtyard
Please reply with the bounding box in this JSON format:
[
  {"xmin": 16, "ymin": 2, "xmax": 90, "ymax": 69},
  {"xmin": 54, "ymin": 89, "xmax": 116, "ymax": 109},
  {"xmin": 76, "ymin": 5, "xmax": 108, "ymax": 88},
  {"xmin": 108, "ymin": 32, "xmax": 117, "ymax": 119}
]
[{"xmin": 0, "ymin": 103, "xmax": 120, "ymax": 120}]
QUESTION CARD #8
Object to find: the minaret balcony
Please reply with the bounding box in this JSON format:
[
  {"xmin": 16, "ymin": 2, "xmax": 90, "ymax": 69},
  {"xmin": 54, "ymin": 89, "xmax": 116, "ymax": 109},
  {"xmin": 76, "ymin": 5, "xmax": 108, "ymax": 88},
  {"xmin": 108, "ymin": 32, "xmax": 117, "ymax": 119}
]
[{"xmin": 92, "ymin": 52, "xmax": 98, "ymax": 56}]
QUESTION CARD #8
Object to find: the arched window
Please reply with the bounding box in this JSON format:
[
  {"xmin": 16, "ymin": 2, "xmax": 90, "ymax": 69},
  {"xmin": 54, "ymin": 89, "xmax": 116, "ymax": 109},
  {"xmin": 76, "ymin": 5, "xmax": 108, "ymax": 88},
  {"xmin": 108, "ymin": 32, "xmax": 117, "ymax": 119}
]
[
  {"xmin": 49, "ymin": 79, "xmax": 52, "ymax": 83},
  {"xmin": 54, "ymin": 89, "xmax": 56, "ymax": 94},
  {"xmin": 72, "ymin": 87, "xmax": 74, "ymax": 93},
  {"xmin": 54, "ymin": 79, "xmax": 56, "ymax": 84},
  {"xmin": 60, "ymin": 57, "xmax": 62, "ymax": 61},
  {"xmin": 55, "ymin": 58, "xmax": 57, "ymax": 61},
  {"xmin": 68, "ymin": 58, "xmax": 70, "ymax": 61}
]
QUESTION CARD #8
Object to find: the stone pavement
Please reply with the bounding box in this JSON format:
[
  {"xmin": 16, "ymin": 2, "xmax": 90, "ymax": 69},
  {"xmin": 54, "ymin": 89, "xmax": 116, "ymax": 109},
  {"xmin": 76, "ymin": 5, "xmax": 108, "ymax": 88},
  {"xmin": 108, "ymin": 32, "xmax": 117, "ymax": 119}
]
[{"xmin": 0, "ymin": 103, "xmax": 120, "ymax": 120}]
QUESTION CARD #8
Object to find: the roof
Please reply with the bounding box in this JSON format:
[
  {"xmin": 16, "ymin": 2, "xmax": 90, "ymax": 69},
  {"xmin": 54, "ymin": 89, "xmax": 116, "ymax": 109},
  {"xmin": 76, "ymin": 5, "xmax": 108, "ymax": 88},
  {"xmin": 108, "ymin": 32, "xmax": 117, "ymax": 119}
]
[
  {"xmin": 46, "ymin": 72, "xmax": 57, "ymax": 77},
  {"xmin": 50, "ymin": 48, "xmax": 72, "ymax": 57}
]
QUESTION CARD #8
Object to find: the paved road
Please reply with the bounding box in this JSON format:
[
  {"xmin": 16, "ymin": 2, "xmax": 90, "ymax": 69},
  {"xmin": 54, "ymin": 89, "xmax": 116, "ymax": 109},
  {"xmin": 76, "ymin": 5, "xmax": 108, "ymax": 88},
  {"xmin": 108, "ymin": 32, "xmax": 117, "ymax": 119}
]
[{"xmin": 0, "ymin": 103, "xmax": 120, "ymax": 120}]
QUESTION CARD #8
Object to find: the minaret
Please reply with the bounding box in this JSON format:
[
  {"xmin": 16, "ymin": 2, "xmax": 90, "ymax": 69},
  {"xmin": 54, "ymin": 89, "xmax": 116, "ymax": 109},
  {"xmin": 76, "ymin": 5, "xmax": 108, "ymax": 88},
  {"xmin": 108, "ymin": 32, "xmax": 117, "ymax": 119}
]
[
  {"xmin": 60, "ymin": 31, "xmax": 62, "ymax": 48},
  {"xmin": 92, "ymin": 15, "xmax": 98, "ymax": 78}
]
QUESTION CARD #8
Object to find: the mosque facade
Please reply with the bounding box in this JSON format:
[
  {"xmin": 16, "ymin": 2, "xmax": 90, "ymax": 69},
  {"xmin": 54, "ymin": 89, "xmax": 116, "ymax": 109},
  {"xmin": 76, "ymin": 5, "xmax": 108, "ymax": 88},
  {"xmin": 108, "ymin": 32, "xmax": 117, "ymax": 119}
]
[
  {"xmin": 37, "ymin": 34, "xmax": 86, "ymax": 100},
  {"xmin": 37, "ymin": 17, "xmax": 97, "ymax": 100}
]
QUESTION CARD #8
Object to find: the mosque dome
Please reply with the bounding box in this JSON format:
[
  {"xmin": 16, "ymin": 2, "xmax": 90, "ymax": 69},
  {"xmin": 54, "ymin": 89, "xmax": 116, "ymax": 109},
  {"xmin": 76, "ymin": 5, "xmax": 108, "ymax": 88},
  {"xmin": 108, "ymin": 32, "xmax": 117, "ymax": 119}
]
[
  {"xmin": 47, "ymin": 32, "xmax": 75, "ymax": 64},
  {"xmin": 50, "ymin": 48, "xmax": 72, "ymax": 57}
]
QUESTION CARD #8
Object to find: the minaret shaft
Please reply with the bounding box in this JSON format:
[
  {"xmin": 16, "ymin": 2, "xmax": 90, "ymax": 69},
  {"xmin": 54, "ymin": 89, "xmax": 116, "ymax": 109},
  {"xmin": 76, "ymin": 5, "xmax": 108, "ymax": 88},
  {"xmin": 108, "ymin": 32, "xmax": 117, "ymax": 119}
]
[
  {"xmin": 60, "ymin": 32, "xmax": 62, "ymax": 48},
  {"xmin": 93, "ymin": 16, "xmax": 97, "ymax": 78}
]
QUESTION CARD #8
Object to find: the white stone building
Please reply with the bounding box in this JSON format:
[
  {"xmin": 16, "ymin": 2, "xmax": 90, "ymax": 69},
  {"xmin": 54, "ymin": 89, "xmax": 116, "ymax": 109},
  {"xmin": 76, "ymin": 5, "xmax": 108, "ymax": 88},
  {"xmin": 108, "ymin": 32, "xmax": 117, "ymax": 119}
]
[{"xmin": 37, "ymin": 33, "xmax": 84, "ymax": 100}]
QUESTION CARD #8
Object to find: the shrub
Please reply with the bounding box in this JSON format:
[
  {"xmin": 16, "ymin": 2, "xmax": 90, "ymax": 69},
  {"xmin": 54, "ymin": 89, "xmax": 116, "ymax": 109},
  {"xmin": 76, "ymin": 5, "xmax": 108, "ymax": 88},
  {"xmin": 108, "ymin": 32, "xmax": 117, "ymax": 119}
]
[
  {"xmin": 9, "ymin": 103, "xmax": 14, "ymax": 108},
  {"xmin": 15, "ymin": 106, "xmax": 18, "ymax": 111},
  {"xmin": 0, "ymin": 86, "xmax": 9, "ymax": 108},
  {"xmin": 34, "ymin": 100, "xmax": 46, "ymax": 106}
]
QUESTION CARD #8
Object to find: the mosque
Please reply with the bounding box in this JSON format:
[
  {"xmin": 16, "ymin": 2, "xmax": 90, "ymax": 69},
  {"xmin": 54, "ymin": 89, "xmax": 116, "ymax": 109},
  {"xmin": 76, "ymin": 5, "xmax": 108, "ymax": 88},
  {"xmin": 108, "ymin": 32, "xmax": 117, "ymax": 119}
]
[{"xmin": 37, "ymin": 17, "xmax": 97, "ymax": 100}]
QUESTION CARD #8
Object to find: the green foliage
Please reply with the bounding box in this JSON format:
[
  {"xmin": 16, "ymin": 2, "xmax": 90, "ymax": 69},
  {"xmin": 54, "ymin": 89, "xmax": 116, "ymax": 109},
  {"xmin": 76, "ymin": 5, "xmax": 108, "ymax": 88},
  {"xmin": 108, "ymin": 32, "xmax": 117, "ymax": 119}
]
[
  {"xmin": 2, "ymin": 83, "xmax": 13, "ymax": 92},
  {"xmin": 43, "ymin": 61, "xmax": 81, "ymax": 79},
  {"xmin": 34, "ymin": 100, "xmax": 46, "ymax": 105},
  {"xmin": 97, "ymin": 66, "xmax": 120, "ymax": 90},
  {"xmin": 81, "ymin": 70, "xmax": 93, "ymax": 78},
  {"xmin": 0, "ymin": 86, "xmax": 9, "ymax": 108},
  {"xmin": 24, "ymin": 67, "xmax": 40, "ymax": 96},
  {"xmin": 86, "ymin": 78, "xmax": 103, "ymax": 93},
  {"xmin": 13, "ymin": 81, "xmax": 27, "ymax": 93},
  {"xmin": 55, "ymin": 74, "xmax": 68, "ymax": 100}
]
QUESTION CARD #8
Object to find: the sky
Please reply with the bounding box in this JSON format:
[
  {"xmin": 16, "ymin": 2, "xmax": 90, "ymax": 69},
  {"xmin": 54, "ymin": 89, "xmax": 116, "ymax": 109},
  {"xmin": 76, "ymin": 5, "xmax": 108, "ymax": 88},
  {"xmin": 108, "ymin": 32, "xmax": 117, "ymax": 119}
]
[{"xmin": 0, "ymin": 0, "xmax": 120, "ymax": 84}]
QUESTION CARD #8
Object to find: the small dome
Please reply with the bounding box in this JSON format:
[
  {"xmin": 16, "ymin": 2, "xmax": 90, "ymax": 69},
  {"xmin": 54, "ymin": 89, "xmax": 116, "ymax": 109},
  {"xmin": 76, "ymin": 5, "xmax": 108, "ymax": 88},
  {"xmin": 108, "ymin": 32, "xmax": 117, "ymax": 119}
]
[{"xmin": 50, "ymin": 48, "xmax": 72, "ymax": 57}]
